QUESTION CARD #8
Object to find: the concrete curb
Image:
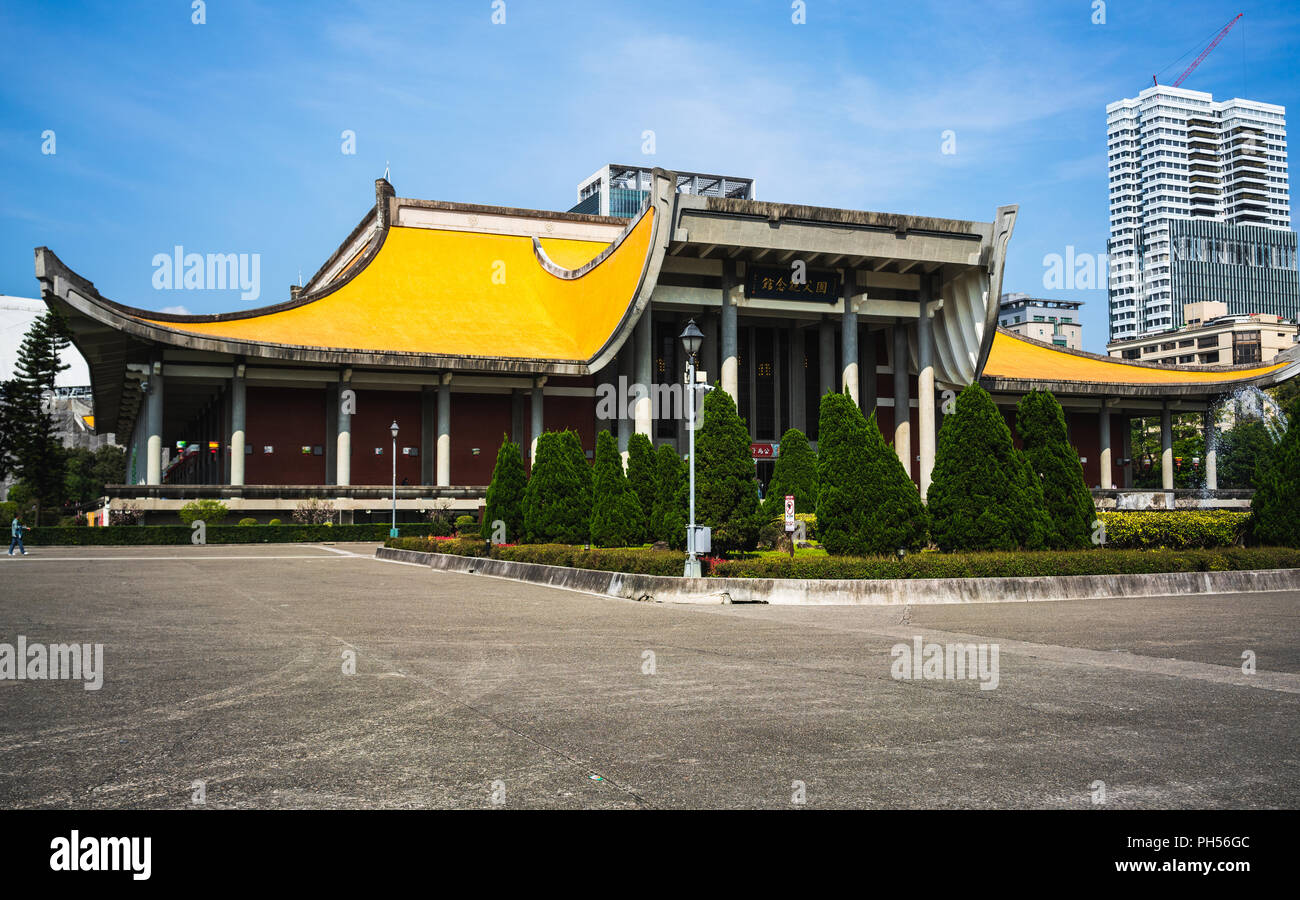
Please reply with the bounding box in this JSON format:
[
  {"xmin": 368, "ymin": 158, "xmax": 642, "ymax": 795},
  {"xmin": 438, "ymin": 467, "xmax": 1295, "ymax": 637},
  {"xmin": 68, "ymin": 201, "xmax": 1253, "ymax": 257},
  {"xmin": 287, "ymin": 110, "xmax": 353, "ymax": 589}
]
[{"xmin": 374, "ymin": 548, "xmax": 1300, "ymax": 605}]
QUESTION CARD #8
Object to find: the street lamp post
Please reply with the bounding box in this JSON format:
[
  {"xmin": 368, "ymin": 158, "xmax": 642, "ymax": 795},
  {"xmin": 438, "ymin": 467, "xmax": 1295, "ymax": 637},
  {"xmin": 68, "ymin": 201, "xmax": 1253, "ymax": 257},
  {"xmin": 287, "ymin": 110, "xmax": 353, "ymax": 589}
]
[
  {"xmin": 680, "ymin": 319, "xmax": 704, "ymax": 578},
  {"xmin": 390, "ymin": 420, "xmax": 399, "ymax": 538}
]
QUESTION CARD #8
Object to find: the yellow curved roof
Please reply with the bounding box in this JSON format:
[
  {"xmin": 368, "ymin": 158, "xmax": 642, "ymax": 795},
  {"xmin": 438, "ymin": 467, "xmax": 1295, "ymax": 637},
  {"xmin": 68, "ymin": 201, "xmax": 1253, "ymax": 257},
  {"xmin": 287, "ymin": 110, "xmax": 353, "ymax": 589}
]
[
  {"xmin": 138, "ymin": 210, "xmax": 653, "ymax": 361},
  {"xmin": 984, "ymin": 330, "xmax": 1285, "ymax": 385}
]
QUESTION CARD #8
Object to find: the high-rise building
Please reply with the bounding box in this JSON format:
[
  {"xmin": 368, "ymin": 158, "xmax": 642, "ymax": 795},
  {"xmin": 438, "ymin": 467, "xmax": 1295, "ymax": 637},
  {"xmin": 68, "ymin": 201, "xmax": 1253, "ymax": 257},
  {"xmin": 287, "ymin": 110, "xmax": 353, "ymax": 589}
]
[
  {"xmin": 1106, "ymin": 85, "xmax": 1293, "ymax": 341},
  {"xmin": 997, "ymin": 293, "xmax": 1084, "ymax": 349}
]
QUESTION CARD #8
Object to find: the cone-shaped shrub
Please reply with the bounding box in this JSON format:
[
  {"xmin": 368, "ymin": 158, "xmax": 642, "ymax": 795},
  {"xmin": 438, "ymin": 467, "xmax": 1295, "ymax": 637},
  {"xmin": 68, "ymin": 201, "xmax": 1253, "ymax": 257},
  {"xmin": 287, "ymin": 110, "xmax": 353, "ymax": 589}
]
[
  {"xmin": 1016, "ymin": 390, "xmax": 1096, "ymax": 549},
  {"xmin": 481, "ymin": 434, "xmax": 526, "ymax": 543},
  {"xmin": 760, "ymin": 428, "xmax": 818, "ymax": 519},
  {"xmin": 696, "ymin": 386, "xmax": 760, "ymax": 553},
  {"xmin": 523, "ymin": 430, "xmax": 592, "ymax": 543},
  {"xmin": 1251, "ymin": 421, "xmax": 1300, "ymax": 546},
  {"xmin": 927, "ymin": 383, "xmax": 1050, "ymax": 551},
  {"xmin": 650, "ymin": 443, "xmax": 688, "ymax": 549},
  {"xmin": 589, "ymin": 430, "xmax": 645, "ymax": 547},
  {"xmin": 815, "ymin": 392, "xmax": 927, "ymax": 555},
  {"xmin": 626, "ymin": 432, "xmax": 656, "ymax": 525}
]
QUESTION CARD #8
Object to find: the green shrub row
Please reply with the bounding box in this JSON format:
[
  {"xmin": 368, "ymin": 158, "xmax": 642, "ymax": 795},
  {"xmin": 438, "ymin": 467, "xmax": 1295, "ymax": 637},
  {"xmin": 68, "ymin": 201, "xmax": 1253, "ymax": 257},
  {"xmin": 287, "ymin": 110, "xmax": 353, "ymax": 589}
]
[
  {"xmin": 1097, "ymin": 510, "xmax": 1249, "ymax": 549},
  {"xmin": 709, "ymin": 546, "xmax": 1300, "ymax": 580},
  {"xmin": 385, "ymin": 536, "xmax": 686, "ymax": 576},
  {"xmin": 24, "ymin": 523, "xmax": 442, "ymax": 546},
  {"xmin": 386, "ymin": 537, "xmax": 1300, "ymax": 580}
]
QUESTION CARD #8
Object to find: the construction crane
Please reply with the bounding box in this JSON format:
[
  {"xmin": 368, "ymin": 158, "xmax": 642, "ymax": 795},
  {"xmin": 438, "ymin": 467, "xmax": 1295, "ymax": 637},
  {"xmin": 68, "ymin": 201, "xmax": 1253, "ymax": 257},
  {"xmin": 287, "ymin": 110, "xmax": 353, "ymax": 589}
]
[{"xmin": 1153, "ymin": 13, "xmax": 1243, "ymax": 87}]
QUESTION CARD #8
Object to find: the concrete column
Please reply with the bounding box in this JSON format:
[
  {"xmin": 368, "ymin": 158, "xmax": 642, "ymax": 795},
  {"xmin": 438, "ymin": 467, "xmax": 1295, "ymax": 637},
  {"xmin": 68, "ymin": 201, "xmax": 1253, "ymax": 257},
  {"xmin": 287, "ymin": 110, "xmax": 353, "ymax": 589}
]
[
  {"xmin": 436, "ymin": 377, "xmax": 451, "ymax": 486},
  {"xmin": 230, "ymin": 367, "xmax": 246, "ymax": 486},
  {"xmin": 841, "ymin": 273, "xmax": 859, "ymax": 407},
  {"xmin": 336, "ymin": 373, "xmax": 352, "ymax": 487},
  {"xmin": 617, "ymin": 350, "xmax": 632, "ymax": 460},
  {"xmin": 1161, "ymin": 402, "xmax": 1174, "ymax": 491},
  {"xmin": 1204, "ymin": 407, "xmax": 1218, "ymax": 491},
  {"xmin": 892, "ymin": 323, "xmax": 911, "ymax": 474},
  {"xmin": 1099, "ymin": 405, "xmax": 1112, "ymax": 489},
  {"xmin": 420, "ymin": 385, "xmax": 436, "ymax": 484},
  {"xmin": 145, "ymin": 365, "xmax": 164, "ymax": 485},
  {"xmin": 720, "ymin": 270, "xmax": 739, "ymax": 402},
  {"xmin": 634, "ymin": 310, "xmax": 653, "ymax": 438},
  {"xmin": 530, "ymin": 376, "xmax": 546, "ymax": 464},
  {"xmin": 818, "ymin": 318, "xmax": 835, "ymax": 398},
  {"xmin": 917, "ymin": 280, "xmax": 935, "ymax": 500}
]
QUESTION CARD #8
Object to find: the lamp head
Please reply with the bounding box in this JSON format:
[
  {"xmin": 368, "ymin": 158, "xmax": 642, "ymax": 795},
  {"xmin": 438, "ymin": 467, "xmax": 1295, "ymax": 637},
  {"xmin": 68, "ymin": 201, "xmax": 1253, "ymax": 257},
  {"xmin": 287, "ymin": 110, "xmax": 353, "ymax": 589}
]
[{"xmin": 679, "ymin": 318, "xmax": 704, "ymax": 358}]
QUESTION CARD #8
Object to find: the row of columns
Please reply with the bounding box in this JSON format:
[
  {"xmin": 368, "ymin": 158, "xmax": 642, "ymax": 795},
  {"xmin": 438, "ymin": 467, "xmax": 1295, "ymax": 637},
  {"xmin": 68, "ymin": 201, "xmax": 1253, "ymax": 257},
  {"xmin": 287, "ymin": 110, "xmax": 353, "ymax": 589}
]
[
  {"xmin": 714, "ymin": 264, "xmax": 939, "ymax": 498},
  {"xmin": 1093, "ymin": 401, "xmax": 1219, "ymax": 491},
  {"xmin": 139, "ymin": 367, "xmax": 465, "ymax": 488}
]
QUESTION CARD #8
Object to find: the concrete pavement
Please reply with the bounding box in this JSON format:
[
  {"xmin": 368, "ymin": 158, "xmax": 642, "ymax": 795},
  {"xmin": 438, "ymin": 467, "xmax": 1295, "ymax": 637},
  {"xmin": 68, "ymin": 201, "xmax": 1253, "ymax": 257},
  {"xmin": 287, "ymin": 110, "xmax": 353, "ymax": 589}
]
[{"xmin": 0, "ymin": 544, "xmax": 1296, "ymax": 809}]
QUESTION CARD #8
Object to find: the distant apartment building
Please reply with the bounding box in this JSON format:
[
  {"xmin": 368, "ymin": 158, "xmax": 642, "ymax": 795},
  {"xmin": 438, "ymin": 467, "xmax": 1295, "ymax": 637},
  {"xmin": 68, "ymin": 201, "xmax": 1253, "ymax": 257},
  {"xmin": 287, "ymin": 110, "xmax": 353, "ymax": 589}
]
[
  {"xmin": 569, "ymin": 164, "xmax": 755, "ymax": 217},
  {"xmin": 1106, "ymin": 300, "xmax": 1298, "ymax": 366},
  {"xmin": 998, "ymin": 293, "xmax": 1083, "ymax": 349},
  {"xmin": 1107, "ymin": 85, "xmax": 1293, "ymax": 341}
]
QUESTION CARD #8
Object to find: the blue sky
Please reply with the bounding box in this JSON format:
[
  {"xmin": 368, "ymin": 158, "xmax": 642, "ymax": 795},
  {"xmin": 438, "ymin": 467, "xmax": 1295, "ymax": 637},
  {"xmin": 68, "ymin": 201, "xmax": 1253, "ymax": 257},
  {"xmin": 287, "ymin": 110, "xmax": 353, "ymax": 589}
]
[{"xmin": 1, "ymin": 0, "xmax": 1296, "ymax": 353}]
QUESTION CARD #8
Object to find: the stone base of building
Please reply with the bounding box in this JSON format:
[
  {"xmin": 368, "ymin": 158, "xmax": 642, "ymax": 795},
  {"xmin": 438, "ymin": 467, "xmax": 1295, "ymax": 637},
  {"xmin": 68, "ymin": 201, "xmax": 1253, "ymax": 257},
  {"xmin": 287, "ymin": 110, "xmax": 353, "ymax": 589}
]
[{"xmin": 104, "ymin": 484, "xmax": 484, "ymax": 525}]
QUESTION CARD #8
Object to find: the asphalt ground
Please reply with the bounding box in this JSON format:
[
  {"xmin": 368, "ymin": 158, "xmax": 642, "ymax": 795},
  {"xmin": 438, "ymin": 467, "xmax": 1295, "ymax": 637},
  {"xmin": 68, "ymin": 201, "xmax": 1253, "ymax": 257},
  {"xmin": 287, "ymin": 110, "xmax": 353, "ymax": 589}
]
[{"xmin": 0, "ymin": 543, "xmax": 1296, "ymax": 809}]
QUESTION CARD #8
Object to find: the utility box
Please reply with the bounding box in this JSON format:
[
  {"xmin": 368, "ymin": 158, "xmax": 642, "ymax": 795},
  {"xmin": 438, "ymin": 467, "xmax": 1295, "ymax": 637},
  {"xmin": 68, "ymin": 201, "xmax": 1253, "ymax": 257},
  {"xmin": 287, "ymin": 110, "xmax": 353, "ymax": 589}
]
[{"xmin": 688, "ymin": 525, "xmax": 711, "ymax": 555}]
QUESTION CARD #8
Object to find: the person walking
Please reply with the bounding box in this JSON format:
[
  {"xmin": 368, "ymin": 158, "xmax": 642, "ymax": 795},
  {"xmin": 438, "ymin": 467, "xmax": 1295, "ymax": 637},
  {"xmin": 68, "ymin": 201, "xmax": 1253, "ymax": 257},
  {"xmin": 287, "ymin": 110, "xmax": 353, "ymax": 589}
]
[{"xmin": 9, "ymin": 514, "xmax": 29, "ymax": 556}]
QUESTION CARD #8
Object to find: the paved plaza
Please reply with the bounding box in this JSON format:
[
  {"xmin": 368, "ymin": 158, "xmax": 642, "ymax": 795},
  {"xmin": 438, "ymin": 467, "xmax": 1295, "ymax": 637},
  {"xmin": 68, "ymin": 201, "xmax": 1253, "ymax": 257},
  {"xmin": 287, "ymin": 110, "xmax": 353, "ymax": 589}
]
[{"xmin": 1, "ymin": 544, "xmax": 1296, "ymax": 809}]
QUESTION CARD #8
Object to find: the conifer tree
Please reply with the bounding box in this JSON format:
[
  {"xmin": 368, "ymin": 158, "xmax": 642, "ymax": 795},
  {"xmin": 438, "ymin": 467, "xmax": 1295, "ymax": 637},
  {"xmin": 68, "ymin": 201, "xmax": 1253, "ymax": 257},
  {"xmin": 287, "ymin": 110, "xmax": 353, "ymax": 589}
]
[
  {"xmin": 0, "ymin": 311, "xmax": 71, "ymax": 524},
  {"xmin": 696, "ymin": 386, "xmax": 760, "ymax": 553},
  {"xmin": 760, "ymin": 428, "xmax": 818, "ymax": 519},
  {"xmin": 815, "ymin": 392, "xmax": 927, "ymax": 555},
  {"xmin": 589, "ymin": 430, "xmax": 644, "ymax": 547},
  {"xmin": 481, "ymin": 435, "xmax": 527, "ymax": 543},
  {"xmin": 650, "ymin": 443, "xmax": 688, "ymax": 548},
  {"xmin": 625, "ymin": 432, "xmax": 656, "ymax": 526},
  {"xmin": 523, "ymin": 430, "xmax": 592, "ymax": 543},
  {"xmin": 1016, "ymin": 390, "xmax": 1096, "ymax": 549},
  {"xmin": 1251, "ymin": 420, "xmax": 1300, "ymax": 546},
  {"xmin": 927, "ymin": 383, "xmax": 1050, "ymax": 552}
]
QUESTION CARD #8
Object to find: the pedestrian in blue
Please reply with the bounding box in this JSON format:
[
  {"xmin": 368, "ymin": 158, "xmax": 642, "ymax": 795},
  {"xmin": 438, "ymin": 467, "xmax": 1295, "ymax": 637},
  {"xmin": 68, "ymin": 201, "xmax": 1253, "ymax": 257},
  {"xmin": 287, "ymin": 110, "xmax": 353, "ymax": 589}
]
[{"xmin": 9, "ymin": 515, "xmax": 29, "ymax": 555}]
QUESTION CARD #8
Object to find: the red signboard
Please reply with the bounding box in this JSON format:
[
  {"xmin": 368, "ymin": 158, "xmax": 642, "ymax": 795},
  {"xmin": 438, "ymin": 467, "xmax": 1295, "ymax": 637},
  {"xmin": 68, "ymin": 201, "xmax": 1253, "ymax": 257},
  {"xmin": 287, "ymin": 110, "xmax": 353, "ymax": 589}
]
[{"xmin": 751, "ymin": 442, "xmax": 778, "ymax": 459}]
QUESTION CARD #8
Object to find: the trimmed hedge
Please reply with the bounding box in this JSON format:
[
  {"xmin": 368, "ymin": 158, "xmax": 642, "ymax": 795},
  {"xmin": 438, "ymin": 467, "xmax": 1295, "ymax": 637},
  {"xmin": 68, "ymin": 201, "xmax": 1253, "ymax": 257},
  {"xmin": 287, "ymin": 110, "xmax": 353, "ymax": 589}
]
[
  {"xmin": 385, "ymin": 537, "xmax": 685, "ymax": 576},
  {"xmin": 386, "ymin": 537, "xmax": 1300, "ymax": 580},
  {"xmin": 1098, "ymin": 510, "xmax": 1249, "ymax": 549},
  {"xmin": 928, "ymin": 383, "xmax": 1050, "ymax": 551},
  {"xmin": 25, "ymin": 523, "xmax": 444, "ymax": 546},
  {"xmin": 1017, "ymin": 389, "xmax": 1096, "ymax": 549},
  {"xmin": 710, "ymin": 546, "xmax": 1300, "ymax": 580}
]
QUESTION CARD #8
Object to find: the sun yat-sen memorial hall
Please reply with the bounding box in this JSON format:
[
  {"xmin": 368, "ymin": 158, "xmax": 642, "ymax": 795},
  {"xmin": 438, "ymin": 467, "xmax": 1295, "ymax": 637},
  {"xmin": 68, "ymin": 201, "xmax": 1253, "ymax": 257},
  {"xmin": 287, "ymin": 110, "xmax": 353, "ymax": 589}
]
[{"xmin": 35, "ymin": 165, "xmax": 1300, "ymax": 522}]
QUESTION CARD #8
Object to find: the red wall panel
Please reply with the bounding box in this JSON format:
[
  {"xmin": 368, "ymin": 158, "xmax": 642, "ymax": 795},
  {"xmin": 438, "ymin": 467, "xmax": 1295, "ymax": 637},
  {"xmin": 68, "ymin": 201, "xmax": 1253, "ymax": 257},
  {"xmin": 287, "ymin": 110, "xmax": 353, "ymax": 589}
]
[
  {"xmin": 450, "ymin": 392, "xmax": 512, "ymax": 485},
  {"xmin": 244, "ymin": 386, "xmax": 327, "ymax": 485},
  {"xmin": 349, "ymin": 389, "xmax": 423, "ymax": 486},
  {"xmin": 543, "ymin": 395, "xmax": 597, "ymax": 458}
]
